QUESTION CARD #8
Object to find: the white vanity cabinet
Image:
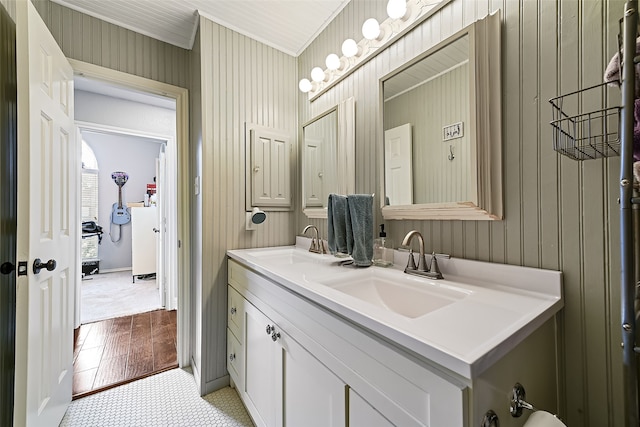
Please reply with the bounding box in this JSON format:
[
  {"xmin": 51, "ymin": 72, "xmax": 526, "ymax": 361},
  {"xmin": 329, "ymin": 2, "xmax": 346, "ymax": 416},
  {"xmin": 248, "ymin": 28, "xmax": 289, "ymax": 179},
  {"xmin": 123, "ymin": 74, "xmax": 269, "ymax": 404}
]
[
  {"xmin": 227, "ymin": 259, "xmax": 465, "ymax": 427},
  {"xmin": 227, "ymin": 250, "xmax": 561, "ymax": 427},
  {"xmin": 230, "ymin": 284, "xmax": 346, "ymax": 427}
]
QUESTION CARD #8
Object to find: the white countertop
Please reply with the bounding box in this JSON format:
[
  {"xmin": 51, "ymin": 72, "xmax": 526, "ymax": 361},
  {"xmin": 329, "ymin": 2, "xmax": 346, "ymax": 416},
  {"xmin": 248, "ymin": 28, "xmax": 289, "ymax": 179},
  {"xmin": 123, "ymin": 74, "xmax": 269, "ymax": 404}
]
[{"xmin": 227, "ymin": 238, "xmax": 563, "ymax": 380}]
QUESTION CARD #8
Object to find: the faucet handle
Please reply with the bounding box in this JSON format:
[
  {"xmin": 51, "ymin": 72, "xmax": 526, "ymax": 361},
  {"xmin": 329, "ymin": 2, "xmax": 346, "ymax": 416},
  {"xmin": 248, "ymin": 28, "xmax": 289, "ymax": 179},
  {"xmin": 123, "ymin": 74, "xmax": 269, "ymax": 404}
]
[
  {"xmin": 405, "ymin": 249, "xmax": 417, "ymax": 271},
  {"xmin": 429, "ymin": 252, "xmax": 444, "ymax": 279}
]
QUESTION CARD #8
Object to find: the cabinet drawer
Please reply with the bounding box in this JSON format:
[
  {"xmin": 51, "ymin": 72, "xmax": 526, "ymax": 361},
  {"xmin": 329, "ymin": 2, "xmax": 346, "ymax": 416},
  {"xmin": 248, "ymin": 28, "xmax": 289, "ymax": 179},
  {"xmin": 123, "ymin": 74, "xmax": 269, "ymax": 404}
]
[
  {"xmin": 227, "ymin": 328, "xmax": 243, "ymax": 387},
  {"xmin": 228, "ymin": 285, "xmax": 244, "ymax": 342}
]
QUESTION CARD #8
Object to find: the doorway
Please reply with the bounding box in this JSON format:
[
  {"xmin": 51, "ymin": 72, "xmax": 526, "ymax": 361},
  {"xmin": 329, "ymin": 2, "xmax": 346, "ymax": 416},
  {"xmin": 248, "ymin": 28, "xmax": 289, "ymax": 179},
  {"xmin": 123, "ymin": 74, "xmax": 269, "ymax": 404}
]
[
  {"xmin": 79, "ymin": 128, "xmax": 168, "ymax": 324},
  {"xmin": 70, "ymin": 70, "xmax": 185, "ymax": 397}
]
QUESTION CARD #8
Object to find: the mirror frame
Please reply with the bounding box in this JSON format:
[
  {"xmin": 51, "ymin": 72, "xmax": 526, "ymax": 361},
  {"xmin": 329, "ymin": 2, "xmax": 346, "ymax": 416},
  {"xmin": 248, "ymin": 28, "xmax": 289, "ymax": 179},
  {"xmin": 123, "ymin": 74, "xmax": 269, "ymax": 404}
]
[
  {"xmin": 302, "ymin": 97, "xmax": 355, "ymax": 219},
  {"xmin": 379, "ymin": 12, "xmax": 502, "ymax": 221}
]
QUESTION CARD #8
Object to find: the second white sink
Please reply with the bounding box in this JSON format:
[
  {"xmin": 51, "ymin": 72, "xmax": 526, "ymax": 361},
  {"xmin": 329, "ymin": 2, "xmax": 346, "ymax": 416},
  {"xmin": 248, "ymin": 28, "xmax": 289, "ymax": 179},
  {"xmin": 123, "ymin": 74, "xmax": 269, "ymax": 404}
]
[{"xmin": 316, "ymin": 268, "xmax": 470, "ymax": 319}]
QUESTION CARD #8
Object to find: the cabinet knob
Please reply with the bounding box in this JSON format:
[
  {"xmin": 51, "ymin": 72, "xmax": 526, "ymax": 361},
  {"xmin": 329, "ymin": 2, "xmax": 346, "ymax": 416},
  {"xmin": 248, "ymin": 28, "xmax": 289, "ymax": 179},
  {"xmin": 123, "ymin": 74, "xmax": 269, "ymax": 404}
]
[
  {"xmin": 271, "ymin": 331, "xmax": 281, "ymax": 342},
  {"xmin": 253, "ymin": 166, "xmax": 260, "ymax": 173},
  {"xmin": 229, "ymin": 353, "xmax": 235, "ymax": 362},
  {"xmin": 266, "ymin": 325, "xmax": 273, "ymax": 335},
  {"xmin": 230, "ymin": 307, "xmax": 237, "ymax": 315}
]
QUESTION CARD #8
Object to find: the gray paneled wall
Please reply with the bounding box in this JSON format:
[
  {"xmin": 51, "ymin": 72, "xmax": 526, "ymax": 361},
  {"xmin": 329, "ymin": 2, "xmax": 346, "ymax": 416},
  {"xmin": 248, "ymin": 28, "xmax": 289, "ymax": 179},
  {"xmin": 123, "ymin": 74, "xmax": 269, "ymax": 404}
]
[
  {"xmin": 195, "ymin": 15, "xmax": 297, "ymax": 393},
  {"xmin": 0, "ymin": 0, "xmax": 14, "ymax": 21},
  {"xmin": 32, "ymin": 0, "xmax": 189, "ymax": 88},
  {"xmin": 298, "ymin": 0, "xmax": 623, "ymax": 425}
]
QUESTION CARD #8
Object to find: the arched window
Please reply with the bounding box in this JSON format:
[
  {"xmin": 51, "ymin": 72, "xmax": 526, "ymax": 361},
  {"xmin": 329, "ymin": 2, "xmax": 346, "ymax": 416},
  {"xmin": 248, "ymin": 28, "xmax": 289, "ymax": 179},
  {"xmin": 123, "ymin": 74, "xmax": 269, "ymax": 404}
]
[{"xmin": 81, "ymin": 140, "xmax": 99, "ymax": 261}]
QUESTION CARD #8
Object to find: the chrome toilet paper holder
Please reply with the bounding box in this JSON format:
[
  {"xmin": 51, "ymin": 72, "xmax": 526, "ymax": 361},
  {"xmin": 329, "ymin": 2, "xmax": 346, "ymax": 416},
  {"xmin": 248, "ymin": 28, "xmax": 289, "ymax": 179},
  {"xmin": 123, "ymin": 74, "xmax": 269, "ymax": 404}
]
[{"xmin": 510, "ymin": 382, "xmax": 535, "ymax": 417}]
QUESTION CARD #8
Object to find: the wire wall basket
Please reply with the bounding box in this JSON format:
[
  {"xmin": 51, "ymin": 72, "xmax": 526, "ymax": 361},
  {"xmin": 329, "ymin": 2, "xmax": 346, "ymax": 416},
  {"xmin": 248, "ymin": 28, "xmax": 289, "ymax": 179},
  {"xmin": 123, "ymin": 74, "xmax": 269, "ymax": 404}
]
[{"xmin": 549, "ymin": 82, "xmax": 621, "ymax": 161}]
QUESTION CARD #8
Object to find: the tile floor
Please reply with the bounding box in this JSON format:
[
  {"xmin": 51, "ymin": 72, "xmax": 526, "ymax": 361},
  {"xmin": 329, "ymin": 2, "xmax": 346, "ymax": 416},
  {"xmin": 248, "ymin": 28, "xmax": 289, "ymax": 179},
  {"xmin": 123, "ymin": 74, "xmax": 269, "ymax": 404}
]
[{"xmin": 61, "ymin": 368, "xmax": 255, "ymax": 426}]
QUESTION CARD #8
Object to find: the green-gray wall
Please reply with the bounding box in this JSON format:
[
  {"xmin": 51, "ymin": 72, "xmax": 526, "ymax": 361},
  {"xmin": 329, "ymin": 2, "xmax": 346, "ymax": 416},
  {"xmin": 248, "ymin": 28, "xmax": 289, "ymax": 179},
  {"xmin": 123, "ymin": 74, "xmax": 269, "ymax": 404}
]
[
  {"xmin": 32, "ymin": 0, "xmax": 189, "ymax": 88},
  {"xmin": 298, "ymin": 0, "xmax": 623, "ymax": 425},
  {"xmin": 193, "ymin": 15, "xmax": 298, "ymax": 393}
]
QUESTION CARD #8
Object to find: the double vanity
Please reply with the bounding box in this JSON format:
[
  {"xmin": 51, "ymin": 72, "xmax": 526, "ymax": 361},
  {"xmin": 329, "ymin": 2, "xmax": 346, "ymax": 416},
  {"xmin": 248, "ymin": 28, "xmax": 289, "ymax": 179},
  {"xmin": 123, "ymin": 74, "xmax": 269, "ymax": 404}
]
[{"xmin": 226, "ymin": 237, "xmax": 563, "ymax": 427}]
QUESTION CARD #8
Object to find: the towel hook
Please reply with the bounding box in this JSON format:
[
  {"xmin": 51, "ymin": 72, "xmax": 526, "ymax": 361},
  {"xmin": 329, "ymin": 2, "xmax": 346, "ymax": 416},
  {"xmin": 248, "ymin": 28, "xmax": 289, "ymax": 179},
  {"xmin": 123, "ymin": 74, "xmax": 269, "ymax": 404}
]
[
  {"xmin": 482, "ymin": 410, "xmax": 499, "ymax": 427},
  {"xmin": 510, "ymin": 383, "xmax": 535, "ymax": 417},
  {"xmin": 448, "ymin": 144, "xmax": 455, "ymax": 161}
]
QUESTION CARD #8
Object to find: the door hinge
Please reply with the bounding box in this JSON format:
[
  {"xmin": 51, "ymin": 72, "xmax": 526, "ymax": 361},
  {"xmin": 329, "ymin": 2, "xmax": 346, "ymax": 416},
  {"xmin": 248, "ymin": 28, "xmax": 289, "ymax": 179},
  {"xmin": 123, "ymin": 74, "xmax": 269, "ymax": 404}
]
[{"xmin": 17, "ymin": 261, "xmax": 28, "ymax": 276}]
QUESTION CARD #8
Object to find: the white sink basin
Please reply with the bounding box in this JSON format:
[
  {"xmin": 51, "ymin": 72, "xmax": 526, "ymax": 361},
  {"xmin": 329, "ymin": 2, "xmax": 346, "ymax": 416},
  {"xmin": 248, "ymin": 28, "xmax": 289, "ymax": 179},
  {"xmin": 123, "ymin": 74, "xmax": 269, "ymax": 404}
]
[
  {"xmin": 245, "ymin": 247, "xmax": 337, "ymax": 266},
  {"xmin": 315, "ymin": 268, "xmax": 470, "ymax": 319}
]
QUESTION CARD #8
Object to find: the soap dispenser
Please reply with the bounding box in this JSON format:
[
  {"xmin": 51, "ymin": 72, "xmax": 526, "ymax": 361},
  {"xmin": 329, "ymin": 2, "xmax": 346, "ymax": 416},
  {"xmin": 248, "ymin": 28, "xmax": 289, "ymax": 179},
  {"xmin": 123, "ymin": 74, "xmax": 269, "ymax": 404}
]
[{"xmin": 373, "ymin": 224, "xmax": 394, "ymax": 267}]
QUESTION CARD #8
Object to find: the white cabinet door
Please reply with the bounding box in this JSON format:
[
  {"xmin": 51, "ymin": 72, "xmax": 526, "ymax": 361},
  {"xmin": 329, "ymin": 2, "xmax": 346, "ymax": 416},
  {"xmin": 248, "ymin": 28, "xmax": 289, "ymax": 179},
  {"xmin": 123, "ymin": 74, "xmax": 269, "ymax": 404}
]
[
  {"xmin": 349, "ymin": 389, "xmax": 394, "ymax": 427},
  {"xmin": 243, "ymin": 301, "xmax": 282, "ymax": 427},
  {"xmin": 227, "ymin": 330, "xmax": 243, "ymax": 388},
  {"xmin": 283, "ymin": 336, "xmax": 345, "ymax": 427},
  {"xmin": 240, "ymin": 296, "xmax": 346, "ymax": 427},
  {"xmin": 250, "ymin": 128, "xmax": 291, "ymax": 208}
]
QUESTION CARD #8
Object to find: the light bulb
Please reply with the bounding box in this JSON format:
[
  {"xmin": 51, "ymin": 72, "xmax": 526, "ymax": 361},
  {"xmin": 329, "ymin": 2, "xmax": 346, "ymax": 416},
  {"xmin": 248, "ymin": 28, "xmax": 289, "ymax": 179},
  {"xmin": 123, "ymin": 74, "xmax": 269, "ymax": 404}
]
[
  {"xmin": 341, "ymin": 39, "xmax": 359, "ymax": 57},
  {"xmin": 387, "ymin": 0, "xmax": 407, "ymax": 20},
  {"xmin": 311, "ymin": 67, "xmax": 325, "ymax": 82},
  {"xmin": 362, "ymin": 18, "xmax": 381, "ymax": 40},
  {"xmin": 325, "ymin": 53, "xmax": 341, "ymax": 71},
  {"xmin": 299, "ymin": 78, "xmax": 312, "ymax": 93}
]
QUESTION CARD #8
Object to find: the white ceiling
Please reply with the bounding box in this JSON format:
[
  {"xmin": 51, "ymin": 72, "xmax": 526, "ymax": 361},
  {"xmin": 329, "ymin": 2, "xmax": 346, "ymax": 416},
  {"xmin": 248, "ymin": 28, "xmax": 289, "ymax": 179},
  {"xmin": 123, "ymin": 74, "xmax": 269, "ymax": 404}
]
[{"xmin": 51, "ymin": 0, "xmax": 352, "ymax": 56}]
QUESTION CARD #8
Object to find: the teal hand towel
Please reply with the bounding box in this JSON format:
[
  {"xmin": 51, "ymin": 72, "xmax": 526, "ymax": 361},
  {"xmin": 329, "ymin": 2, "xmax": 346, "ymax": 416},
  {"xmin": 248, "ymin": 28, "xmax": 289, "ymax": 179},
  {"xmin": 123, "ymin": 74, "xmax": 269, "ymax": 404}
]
[
  {"xmin": 346, "ymin": 194, "xmax": 373, "ymax": 267},
  {"xmin": 327, "ymin": 194, "xmax": 348, "ymax": 255}
]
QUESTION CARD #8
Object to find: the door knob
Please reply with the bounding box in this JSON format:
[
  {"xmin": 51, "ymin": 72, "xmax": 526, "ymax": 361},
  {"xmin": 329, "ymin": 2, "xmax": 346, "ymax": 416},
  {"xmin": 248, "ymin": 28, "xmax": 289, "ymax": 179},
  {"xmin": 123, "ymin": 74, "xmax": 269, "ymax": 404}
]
[
  {"xmin": 0, "ymin": 262, "xmax": 15, "ymax": 275},
  {"xmin": 33, "ymin": 258, "xmax": 57, "ymax": 274},
  {"xmin": 153, "ymin": 228, "xmax": 160, "ymax": 233}
]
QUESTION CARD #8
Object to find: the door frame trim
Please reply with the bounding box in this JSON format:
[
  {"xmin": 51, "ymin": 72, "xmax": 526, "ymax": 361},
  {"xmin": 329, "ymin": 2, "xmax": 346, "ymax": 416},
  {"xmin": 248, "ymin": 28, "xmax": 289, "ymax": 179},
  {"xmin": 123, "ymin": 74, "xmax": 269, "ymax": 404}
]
[{"xmin": 70, "ymin": 59, "xmax": 191, "ymax": 366}]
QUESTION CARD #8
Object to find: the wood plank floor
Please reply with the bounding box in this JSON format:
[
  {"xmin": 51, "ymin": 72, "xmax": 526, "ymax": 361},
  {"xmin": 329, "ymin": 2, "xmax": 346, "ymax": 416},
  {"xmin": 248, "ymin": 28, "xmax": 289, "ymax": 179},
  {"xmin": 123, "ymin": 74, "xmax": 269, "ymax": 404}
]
[{"xmin": 73, "ymin": 309, "xmax": 178, "ymax": 399}]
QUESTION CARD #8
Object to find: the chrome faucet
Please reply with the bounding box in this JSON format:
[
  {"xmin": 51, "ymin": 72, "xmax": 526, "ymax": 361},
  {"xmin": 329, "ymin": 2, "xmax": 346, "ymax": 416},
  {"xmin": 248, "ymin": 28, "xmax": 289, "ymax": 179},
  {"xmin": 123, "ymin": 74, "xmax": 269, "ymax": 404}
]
[
  {"xmin": 401, "ymin": 230, "xmax": 447, "ymax": 279},
  {"xmin": 302, "ymin": 225, "xmax": 326, "ymax": 254}
]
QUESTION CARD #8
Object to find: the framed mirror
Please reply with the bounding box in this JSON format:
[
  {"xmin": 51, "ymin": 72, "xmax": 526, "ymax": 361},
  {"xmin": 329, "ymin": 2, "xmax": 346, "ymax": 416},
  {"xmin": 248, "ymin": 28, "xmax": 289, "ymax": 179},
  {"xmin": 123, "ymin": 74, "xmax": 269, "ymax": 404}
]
[
  {"xmin": 302, "ymin": 97, "xmax": 355, "ymax": 219},
  {"xmin": 380, "ymin": 12, "xmax": 502, "ymax": 220}
]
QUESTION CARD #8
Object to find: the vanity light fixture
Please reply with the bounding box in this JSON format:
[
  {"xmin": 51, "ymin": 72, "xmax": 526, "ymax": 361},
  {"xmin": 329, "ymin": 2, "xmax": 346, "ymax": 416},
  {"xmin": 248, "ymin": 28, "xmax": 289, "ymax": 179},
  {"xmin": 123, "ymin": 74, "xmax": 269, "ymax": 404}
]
[
  {"xmin": 325, "ymin": 53, "xmax": 343, "ymax": 71},
  {"xmin": 362, "ymin": 18, "xmax": 382, "ymax": 40},
  {"xmin": 341, "ymin": 38, "xmax": 361, "ymax": 58},
  {"xmin": 299, "ymin": 0, "xmax": 444, "ymax": 100},
  {"xmin": 387, "ymin": 0, "xmax": 409, "ymax": 20},
  {"xmin": 311, "ymin": 66, "xmax": 326, "ymax": 82},
  {"xmin": 298, "ymin": 78, "xmax": 313, "ymax": 93}
]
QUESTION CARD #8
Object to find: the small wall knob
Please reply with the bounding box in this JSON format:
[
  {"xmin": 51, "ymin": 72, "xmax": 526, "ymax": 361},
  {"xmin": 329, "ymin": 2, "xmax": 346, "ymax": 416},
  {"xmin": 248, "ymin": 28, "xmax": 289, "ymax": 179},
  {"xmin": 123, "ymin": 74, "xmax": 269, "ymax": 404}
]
[{"xmin": 32, "ymin": 258, "xmax": 56, "ymax": 275}]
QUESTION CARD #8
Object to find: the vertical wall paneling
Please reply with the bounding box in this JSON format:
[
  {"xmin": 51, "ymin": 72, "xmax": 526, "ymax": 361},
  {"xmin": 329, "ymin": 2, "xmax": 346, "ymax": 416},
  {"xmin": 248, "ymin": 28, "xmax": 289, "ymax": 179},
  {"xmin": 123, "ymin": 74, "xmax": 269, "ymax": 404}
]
[
  {"xmin": 297, "ymin": 0, "xmax": 625, "ymax": 424},
  {"xmin": 196, "ymin": 16, "xmax": 297, "ymax": 393},
  {"xmin": 33, "ymin": 0, "xmax": 189, "ymax": 89}
]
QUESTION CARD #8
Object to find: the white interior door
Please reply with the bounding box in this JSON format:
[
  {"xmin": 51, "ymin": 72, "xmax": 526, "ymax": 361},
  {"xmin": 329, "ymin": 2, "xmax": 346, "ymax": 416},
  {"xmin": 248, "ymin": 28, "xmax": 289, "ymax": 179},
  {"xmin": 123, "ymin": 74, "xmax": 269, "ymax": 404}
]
[
  {"xmin": 384, "ymin": 123, "xmax": 413, "ymax": 206},
  {"xmin": 304, "ymin": 137, "xmax": 324, "ymax": 207},
  {"xmin": 156, "ymin": 151, "xmax": 166, "ymax": 306},
  {"xmin": 14, "ymin": 1, "xmax": 76, "ymax": 425}
]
